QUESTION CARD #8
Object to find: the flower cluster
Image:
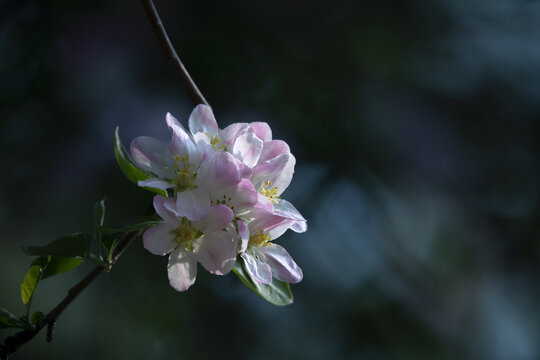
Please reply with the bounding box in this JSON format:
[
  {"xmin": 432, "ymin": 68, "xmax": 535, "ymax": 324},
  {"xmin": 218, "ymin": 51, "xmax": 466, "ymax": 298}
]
[{"xmin": 131, "ymin": 105, "xmax": 307, "ymax": 291}]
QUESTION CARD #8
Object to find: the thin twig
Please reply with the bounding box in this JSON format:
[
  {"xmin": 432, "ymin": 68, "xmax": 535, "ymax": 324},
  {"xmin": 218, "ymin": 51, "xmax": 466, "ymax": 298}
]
[
  {"xmin": 141, "ymin": 0, "xmax": 209, "ymax": 106},
  {"xmin": 0, "ymin": 230, "xmax": 142, "ymax": 359},
  {"xmin": 42, "ymin": 229, "xmax": 143, "ymax": 331}
]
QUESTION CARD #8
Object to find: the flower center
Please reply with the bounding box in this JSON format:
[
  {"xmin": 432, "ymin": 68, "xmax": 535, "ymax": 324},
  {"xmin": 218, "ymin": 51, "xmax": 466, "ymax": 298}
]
[
  {"xmin": 249, "ymin": 229, "xmax": 272, "ymax": 247},
  {"xmin": 205, "ymin": 132, "xmax": 226, "ymax": 151},
  {"xmin": 172, "ymin": 217, "xmax": 201, "ymax": 251},
  {"xmin": 210, "ymin": 194, "xmax": 235, "ymax": 211},
  {"xmin": 172, "ymin": 154, "xmax": 197, "ymax": 191},
  {"xmin": 260, "ymin": 180, "xmax": 279, "ymax": 204}
]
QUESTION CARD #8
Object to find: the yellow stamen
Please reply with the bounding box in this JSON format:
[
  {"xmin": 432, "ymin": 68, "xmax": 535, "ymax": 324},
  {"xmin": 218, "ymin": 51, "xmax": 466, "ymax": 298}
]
[
  {"xmin": 249, "ymin": 230, "xmax": 272, "ymax": 247},
  {"xmin": 260, "ymin": 180, "xmax": 280, "ymax": 204},
  {"xmin": 171, "ymin": 154, "xmax": 197, "ymax": 190},
  {"xmin": 212, "ymin": 194, "xmax": 235, "ymax": 212},
  {"xmin": 205, "ymin": 132, "xmax": 227, "ymax": 151},
  {"xmin": 172, "ymin": 218, "xmax": 201, "ymax": 251}
]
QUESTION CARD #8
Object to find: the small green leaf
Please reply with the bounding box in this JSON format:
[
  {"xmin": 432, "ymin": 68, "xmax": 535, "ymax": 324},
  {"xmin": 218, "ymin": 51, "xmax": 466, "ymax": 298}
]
[
  {"xmin": 0, "ymin": 307, "xmax": 27, "ymax": 329},
  {"xmin": 42, "ymin": 257, "xmax": 84, "ymax": 279},
  {"xmin": 21, "ymin": 257, "xmax": 50, "ymax": 313},
  {"xmin": 101, "ymin": 235, "xmax": 118, "ymax": 263},
  {"xmin": 20, "ymin": 266, "xmax": 41, "ymax": 306},
  {"xmin": 232, "ymin": 258, "xmax": 294, "ymax": 306},
  {"xmin": 31, "ymin": 311, "xmax": 45, "ymax": 325},
  {"xmin": 21, "ymin": 233, "xmax": 105, "ymax": 265},
  {"xmin": 114, "ymin": 127, "xmax": 167, "ymax": 196}
]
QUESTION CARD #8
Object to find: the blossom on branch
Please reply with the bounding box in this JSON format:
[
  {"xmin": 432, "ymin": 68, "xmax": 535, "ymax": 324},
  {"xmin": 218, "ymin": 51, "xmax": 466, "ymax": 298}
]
[
  {"xmin": 130, "ymin": 113, "xmax": 203, "ymax": 192},
  {"xmin": 137, "ymin": 105, "xmax": 307, "ymax": 293},
  {"xmin": 143, "ymin": 194, "xmax": 237, "ymax": 291},
  {"xmin": 237, "ymin": 214, "xmax": 303, "ymax": 285}
]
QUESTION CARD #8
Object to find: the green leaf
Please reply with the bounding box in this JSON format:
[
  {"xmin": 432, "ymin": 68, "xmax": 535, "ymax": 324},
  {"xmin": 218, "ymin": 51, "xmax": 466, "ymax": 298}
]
[
  {"xmin": 31, "ymin": 311, "xmax": 45, "ymax": 325},
  {"xmin": 22, "ymin": 233, "xmax": 91, "ymax": 258},
  {"xmin": 101, "ymin": 235, "xmax": 118, "ymax": 263},
  {"xmin": 21, "ymin": 233, "xmax": 104, "ymax": 265},
  {"xmin": 41, "ymin": 257, "xmax": 84, "ymax": 279},
  {"xmin": 21, "ymin": 265, "xmax": 42, "ymax": 306},
  {"xmin": 95, "ymin": 216, "xmax": 163, "ymax": 234},
  {"xmin": 0, "ymin": 307, "xmax": 27, "ymax": 329},
  {"xmin": 21, "ymin": 257, "xmax": 50, "ymax": 313},
  {"xmin": 114, "ymin": 127, "xmax": 167, "ymax": 196},
  {"xmin": 31, "ymin": 255, "xmax": 50, "ymax": 268},
  {"xmin": 20, "ymin": 255, "xmax": 84, "ymax": 317},
  {"xmin": 232, "ymin": 258, "xmax": 294, "ymax": 306}
]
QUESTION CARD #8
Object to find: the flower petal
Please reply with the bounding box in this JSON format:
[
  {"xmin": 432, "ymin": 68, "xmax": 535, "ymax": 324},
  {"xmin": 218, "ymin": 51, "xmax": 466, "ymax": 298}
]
[
  {"xmin": 196, "ymin": 151, "xmax": 243, "ymax": 195},
  {"xmin": 192, "ymin": 134, "xmax": 214, "ymax": 159},
  {"xmin": 232, "ymin": 132, "xmax": 263, "ymax": 168},
  {"xmin": 130, "ymin": 136, "xmax": 173, "ymax": 178},
  {"xmin": 153, "ymin": 195, "xmax": 180, "ymax": 225},
  {"xmin": 166, "ymin": 113, "xmax": 202, "ymax": 165},
  {"xmin": 143, "ymin": 223, "xmax": 177, "ymax": 256},
  {"xmin": 237, "ymin": 220, "xmax": 249, "ymax": 253},
  {"xmin": 193, "ymin": 204, "xmax": 233, "ymax": 233},
  {"xmin": 249, "ymin": 122, "xmax": 272, "ymax": 142},
  {"xmin": 229, "ymin": 178, "xmax": 259, "ymax": 214},
  {"xmin": 220, "ymin": 122, "xmax": 248, "ymax": 148},
  {"xmin": 241, "ymin": 252, "xmax": 272, "ymax": 285},
  {"xmin": 252, "ymin": 153, "xmax": 295, "ymax": 195},
  {"xmin": 258, "ymin": 244, "xmax": 303, "ymax": 283},
  {"xmin": 195, "ymin": 231, "xmax": 237, "ymax": 275},
  {"xmin": 193, "ymin": 131, "xmax": 210, "ymax": 145},
  {"xmin": 273, "ymin": 199, "xmax": 307, "ymax": 233},
  {"xmin": 291, "ymin": 221, "xmax": 308, "ymax": 233},
  {"xmin": 175, "ymin": 188, "xmax": 211, "ymax": 222},
  {"xmin": 248, "ymin": 213, "xmax": 295, "ymax": 240},
  {"xmin": 258, "ymin": 140, "xmax": 290, "ymax": 164},
  {"xmin": 273, "ymin": 199, "xmax": 306, "ymax": 222},
  {"xmin": 167, "ymin": 248, "xmax": 197, "ymax": 291},
  {"xmin": 241, "ymin": 193, "xmax": 274, "ymax": 220},
  {"xmin": 188, "ymin": 104, "xmax": 218, "ymax": 136},
  {"xmin": 138, "ymin": 178, "xmax": 174, "ymax": 190}
]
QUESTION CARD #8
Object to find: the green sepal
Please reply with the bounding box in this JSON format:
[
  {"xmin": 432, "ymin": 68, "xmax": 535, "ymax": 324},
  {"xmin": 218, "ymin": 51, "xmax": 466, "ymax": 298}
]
[
  {"xmin": 232, "ymin": 257, "xmax": 294, "ymax": 306},
  {"xmin": 114, "ymin": 127, "xmax": 167, "ymax": 196}
]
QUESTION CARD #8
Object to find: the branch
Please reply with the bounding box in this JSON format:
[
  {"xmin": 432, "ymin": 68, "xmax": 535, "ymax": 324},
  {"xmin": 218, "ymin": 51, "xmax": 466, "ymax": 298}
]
[
  {"xmin": 141, "ymin": 0, "xmax": 209, "ymax": 107},
  {"xmin": 1, "ymin": 2, "xmax": 208, "ymax": 359},
  {"xmin": 0, "ymin": 230, "xmax": 143, "ymax": 359}
]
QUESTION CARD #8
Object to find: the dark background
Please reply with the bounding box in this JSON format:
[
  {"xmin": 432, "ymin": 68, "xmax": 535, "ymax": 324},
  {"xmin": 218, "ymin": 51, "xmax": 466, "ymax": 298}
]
[{"xmin": 2, "ymin": 0, "xmax": 540, "ymax": 359}]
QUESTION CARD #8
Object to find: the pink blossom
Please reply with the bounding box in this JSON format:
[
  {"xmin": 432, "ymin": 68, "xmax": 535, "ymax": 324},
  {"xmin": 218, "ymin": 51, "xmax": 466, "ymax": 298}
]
[
  {"xmin": 134, "ymin": 105, "xmax": 307, "ymax": 292},
  {"xmin": 188, "ymin": 105, "xmax": 307, "ymax": 230},
  {"xmin": 143, "ymin": 194, "xmax": 237, "ymax": 291},
  {"xmin": 237, "ymin": 214, "xmax": 303, "ymax": 285},
  {"xmin": 130, "ymin": 113, "xmax": 203, "ymax": 192}
]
